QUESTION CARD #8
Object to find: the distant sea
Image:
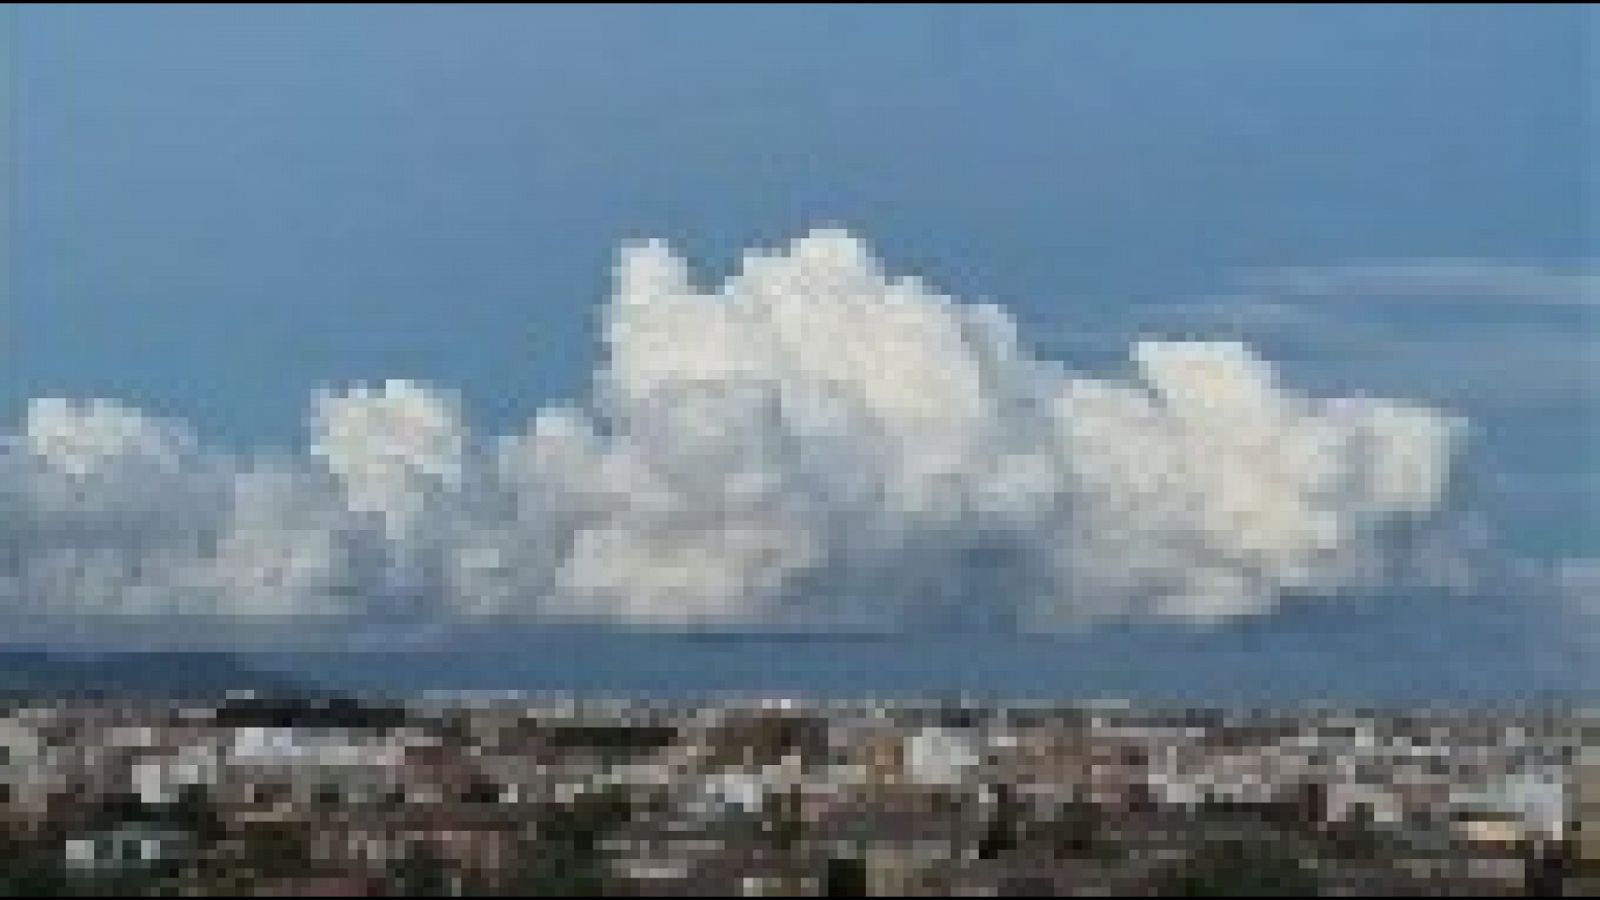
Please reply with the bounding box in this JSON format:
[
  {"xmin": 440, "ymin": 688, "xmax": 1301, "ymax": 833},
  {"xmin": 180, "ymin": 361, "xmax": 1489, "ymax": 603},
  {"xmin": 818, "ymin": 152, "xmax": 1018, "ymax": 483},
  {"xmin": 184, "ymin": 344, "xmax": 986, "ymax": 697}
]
[{"xmin": 3, "ymin": 591, "xmax": 1592, "ymax": 706}]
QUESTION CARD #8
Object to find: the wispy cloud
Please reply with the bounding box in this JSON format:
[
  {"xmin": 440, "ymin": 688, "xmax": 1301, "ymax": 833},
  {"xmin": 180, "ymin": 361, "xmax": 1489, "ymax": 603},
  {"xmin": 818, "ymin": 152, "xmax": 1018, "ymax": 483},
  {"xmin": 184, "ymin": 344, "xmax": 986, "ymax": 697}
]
[{"xmin": 1238, "ymin": 260, "xmax": 1597, "ymax": 306}]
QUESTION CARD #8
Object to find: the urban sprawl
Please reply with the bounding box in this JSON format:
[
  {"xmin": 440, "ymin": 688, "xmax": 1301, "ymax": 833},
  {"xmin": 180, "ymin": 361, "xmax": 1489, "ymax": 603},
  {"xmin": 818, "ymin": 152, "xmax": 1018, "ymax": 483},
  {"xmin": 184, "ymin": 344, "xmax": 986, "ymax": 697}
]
[{"xmin": 1, "ymin": 696, "xmax": 1595, "ymax": 895}]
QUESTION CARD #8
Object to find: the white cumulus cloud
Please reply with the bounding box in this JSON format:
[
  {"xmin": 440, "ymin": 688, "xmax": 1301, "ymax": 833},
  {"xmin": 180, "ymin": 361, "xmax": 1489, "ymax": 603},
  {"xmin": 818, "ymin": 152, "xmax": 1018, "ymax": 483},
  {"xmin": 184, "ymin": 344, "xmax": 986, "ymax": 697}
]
[{"xmin": 0, "ymin": 229, "xmax": 1476, "ymax": 633}]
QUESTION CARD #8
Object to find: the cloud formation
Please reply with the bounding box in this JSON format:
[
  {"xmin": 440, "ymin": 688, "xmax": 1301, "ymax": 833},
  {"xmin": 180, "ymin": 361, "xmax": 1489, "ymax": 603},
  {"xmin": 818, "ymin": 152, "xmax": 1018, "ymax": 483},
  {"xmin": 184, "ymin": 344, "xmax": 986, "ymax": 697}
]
[
  {"xmin": 1239, "ymin": 260, "xmax": 1598, "ymax": 307},
  {"xmin": 1, "ymin": 230, "xmax": 1477, "ymax": 632}
]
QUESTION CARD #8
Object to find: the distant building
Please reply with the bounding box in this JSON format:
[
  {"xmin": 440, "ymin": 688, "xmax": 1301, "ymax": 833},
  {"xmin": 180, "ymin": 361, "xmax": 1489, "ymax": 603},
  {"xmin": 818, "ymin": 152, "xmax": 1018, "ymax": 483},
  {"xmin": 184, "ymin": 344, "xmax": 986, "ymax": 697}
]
[
  {"xmin": 0, "ymin": 715, "xmax": 48, "ymax": 815},
  {"xmin": 1577, "ymin": 746, "xmax": 1600, "ymax": 867},
  {"xmin": 904, "ymin": 727, "xmax": 980, "ymax": 788},
  {"xmin": 64, "ymin": 823, "xmax": 194, "ymax": 873}
]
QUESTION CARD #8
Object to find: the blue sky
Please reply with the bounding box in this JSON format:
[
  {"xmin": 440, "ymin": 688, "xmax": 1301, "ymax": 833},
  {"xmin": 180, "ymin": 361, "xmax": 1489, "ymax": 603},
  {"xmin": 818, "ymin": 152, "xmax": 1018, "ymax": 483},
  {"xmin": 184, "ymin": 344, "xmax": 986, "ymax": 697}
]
[
  {"xmin": 9, "ymin": 5, "xmax": 1588, "ymax": 423},
  {"xmin": 1, "ymin": 5, "xmax": 1595, "ymax": 659}
]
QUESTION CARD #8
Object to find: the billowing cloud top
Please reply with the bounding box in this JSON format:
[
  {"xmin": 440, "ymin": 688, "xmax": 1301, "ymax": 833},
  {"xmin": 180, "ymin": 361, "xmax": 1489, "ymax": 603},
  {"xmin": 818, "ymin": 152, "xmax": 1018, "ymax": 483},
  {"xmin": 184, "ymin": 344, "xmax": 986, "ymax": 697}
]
[{"xmin": 0, "ymin": 230, "xmax": 1473, "ymax": 631}]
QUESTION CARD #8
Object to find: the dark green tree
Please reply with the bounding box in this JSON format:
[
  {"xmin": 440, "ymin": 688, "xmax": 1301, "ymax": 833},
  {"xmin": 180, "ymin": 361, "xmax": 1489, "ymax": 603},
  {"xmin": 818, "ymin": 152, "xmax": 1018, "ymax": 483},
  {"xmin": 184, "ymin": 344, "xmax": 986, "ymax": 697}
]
[
  {"xmin": 824, "ymin": 855, "xmax": 868, "ymax": 897},
  {"xmin": 388, "ymin": 842, "xmax": 454, "ymax": 897},
  {"xmin": 1158, "ymin": 837, "xmax": 1320, "ymax": 897}
]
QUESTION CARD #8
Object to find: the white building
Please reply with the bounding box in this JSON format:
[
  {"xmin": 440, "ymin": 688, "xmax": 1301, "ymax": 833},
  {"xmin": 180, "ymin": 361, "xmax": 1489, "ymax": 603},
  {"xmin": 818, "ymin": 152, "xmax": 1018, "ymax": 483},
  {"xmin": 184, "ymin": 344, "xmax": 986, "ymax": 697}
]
[
  {"xmin": 904, "ymin": 727, "xmax": 980, "ymax": 788},
  {"xmin": 0, "ymin": 715, "xmax": 49, "ymax": 813},
  {"xmin": 64, "ymin": 824, "xmax": 194, "ymax": 873},
  {"xmin": 132, "ymin": 743, "xmax": 220, "ymax": 806}
]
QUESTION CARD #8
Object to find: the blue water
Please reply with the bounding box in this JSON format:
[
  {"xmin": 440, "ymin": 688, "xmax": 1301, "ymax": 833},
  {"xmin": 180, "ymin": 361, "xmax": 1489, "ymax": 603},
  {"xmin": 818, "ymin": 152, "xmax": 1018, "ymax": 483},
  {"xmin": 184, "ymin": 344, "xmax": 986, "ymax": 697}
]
[
  {"xmin": 6, "ymin": 589, "xmax": 1589, "ymax": 705},
  {"xmin": 252, "ymin": 594, "xmax": 1593, "ymax": 706}
]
